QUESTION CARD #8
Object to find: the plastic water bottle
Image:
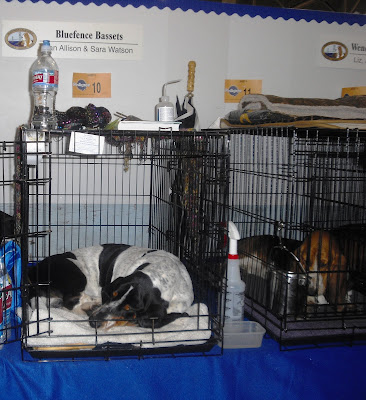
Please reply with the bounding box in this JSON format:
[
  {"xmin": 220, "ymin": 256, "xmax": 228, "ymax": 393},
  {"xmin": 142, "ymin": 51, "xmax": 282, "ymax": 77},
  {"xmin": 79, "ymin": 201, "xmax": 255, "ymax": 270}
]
[{"xmin": 30, "ymin": 40, "xmax": 59, "ymax": 130}]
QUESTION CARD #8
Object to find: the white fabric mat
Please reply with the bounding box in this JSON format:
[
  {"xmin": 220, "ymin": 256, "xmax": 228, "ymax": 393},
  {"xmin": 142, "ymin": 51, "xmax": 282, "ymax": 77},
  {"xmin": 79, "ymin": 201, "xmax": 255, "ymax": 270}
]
[{"xmin": 26, "ymin": 299, "xmax": 211, "ymax": 349}]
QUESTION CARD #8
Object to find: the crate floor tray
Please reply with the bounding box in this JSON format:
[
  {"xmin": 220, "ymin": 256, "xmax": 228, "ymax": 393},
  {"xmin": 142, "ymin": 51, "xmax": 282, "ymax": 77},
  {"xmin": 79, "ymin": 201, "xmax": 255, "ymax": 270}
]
[
  {"xmin": 26, "ymin": 337, "xmax": 219, "ymax": 360},
  {"xmin": 247, "ymin": 301, "xmax": 366, "ymax": 347},
  {"xmin": 25, "ymin": 301, "xmax": 211, "ymax": 354}
]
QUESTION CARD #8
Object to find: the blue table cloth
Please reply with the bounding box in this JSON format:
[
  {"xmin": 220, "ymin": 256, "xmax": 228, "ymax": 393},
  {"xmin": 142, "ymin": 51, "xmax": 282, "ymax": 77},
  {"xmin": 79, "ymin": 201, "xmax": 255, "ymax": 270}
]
[{"xmin": 1, "ymin": 336, "xmax": 364, "ymax": 400}]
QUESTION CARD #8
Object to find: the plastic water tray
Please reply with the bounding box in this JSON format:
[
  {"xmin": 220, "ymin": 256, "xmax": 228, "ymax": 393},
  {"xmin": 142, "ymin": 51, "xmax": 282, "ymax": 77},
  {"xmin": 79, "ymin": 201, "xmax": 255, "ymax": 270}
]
[{"xmin": 221, "ymin": 321, "xmax": 266, "ymax": 349}]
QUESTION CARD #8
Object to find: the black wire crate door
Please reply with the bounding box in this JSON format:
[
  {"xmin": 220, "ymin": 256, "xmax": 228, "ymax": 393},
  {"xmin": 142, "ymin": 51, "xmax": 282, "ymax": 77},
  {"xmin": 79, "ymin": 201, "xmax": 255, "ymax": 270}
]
[
  {"xmin": 20, "ymin": 129, "xmax": 229, "ymax": 360},
  {"xmin": 228, "ymin": 127, "xmax": 366, "ymax": 348},
  {"xmin": 0, "ymin": 140, "xmax": 23, "ymax": 350}
]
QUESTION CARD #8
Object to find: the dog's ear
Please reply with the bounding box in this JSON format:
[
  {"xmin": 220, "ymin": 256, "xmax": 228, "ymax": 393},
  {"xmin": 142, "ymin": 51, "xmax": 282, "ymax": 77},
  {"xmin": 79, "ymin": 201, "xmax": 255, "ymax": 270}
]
[
  {"xmin": 294, "ymin": 233, "xmax": 321, "ymax": 272},
  {"xmin": 133, "ymin": 288, "xmax": 170, "ymax": 328},
  {"xmin": 321, "ymin": 235, "xmax": 348, "ymax": 310},
  {"xmin": 319, "ymin": 234, "xmax": 347, "ymax": 271},
  {"xmin": 104, "ymin": 272, "xmax": 172, "ymax": 328},
  {"xmin": 121, "ymin": 278, "xmax": 170, "ymax": 327}
]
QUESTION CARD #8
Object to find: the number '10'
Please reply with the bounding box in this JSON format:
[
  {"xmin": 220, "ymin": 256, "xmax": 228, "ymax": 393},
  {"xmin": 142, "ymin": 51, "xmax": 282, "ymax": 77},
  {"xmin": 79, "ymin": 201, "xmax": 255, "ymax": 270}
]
[{"xmin": 92, "ymin": 82, "xmax": 101, "ymax": 93}]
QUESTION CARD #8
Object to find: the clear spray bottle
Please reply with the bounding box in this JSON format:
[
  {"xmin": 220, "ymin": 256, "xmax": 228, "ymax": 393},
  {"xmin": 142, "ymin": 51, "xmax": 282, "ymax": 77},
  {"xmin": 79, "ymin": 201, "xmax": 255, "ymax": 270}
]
[{"xmin": 222, "ymin": 221, "xmax": 245, "ymax": 322}]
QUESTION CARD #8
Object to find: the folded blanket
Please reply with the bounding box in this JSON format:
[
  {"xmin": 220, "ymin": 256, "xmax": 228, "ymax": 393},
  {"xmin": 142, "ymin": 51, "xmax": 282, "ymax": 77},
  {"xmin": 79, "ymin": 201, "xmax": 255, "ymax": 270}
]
[
  {"xmin": 224, "ymin": 94, "xmax": 366, "ymax": 126},
  {"xmin": 26, "ymin": 299, "xmax": 211, "ymax": 350}
]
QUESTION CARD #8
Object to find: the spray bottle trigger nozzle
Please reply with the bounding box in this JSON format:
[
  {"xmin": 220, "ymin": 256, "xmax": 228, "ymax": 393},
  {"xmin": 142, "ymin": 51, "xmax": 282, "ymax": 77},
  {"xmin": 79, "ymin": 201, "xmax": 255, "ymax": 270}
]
[{"xmin": 228, "ymin": 221, "xmax": 240, "ymax": 240}]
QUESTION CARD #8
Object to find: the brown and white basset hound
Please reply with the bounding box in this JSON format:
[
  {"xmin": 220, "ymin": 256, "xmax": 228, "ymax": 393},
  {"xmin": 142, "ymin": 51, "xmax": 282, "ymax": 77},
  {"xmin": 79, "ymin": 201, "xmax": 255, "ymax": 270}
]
[
  {"xmin": 291, "ymin": 230, "xmax": 348, "ymax": 312},
  {"xmin": 238, "ymin": 230, "xmax": 349, "ymax": 312}
]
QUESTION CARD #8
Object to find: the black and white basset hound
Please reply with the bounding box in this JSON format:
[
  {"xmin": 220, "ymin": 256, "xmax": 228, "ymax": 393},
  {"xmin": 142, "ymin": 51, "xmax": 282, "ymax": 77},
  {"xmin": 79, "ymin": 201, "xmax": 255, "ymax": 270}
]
[{"xmin": 29, "ymin": 244, "xmax": 194, "ymax": 329}]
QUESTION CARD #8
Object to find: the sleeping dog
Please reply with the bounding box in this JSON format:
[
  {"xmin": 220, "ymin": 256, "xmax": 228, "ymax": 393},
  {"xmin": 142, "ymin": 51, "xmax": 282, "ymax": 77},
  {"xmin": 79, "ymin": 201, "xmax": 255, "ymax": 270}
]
[{"xmin": 28, "ymin": 244, "xmax": 194, "ymax": 329}]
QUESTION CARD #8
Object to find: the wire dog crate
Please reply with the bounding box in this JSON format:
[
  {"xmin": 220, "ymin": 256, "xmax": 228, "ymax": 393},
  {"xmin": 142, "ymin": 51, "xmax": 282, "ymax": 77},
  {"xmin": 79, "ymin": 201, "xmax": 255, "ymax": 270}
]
[
  {"xmin": 228, "ymin": 127, "xmax": 366, "ymax": 348},
  {"xmin": 0, "ymin": 140, "xmax": 22, "ymax": 348},
  {"xmin": 19, "ymin": 128, "xmax": 229, "ymax": 360}
]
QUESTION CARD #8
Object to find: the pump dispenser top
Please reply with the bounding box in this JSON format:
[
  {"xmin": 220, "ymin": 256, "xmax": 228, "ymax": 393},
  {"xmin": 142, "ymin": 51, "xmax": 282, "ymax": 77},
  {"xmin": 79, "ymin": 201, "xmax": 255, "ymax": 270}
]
[{"xmin": 155, "ymin": 79, "xmax": 181, "ymax": 122}]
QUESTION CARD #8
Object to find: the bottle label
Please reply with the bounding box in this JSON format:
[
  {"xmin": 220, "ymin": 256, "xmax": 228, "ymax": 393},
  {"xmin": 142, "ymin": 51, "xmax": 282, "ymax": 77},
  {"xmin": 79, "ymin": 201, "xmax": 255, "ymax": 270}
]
[
  {"xmin": 0, "ymin": 286, "xmax": 12, "ymax": 324},
  {"xmin": 0, "ymin": 271, "xmax": 12, "ymax": 327},
  {"xmin": 157, "ymin": 107, "xmax": 174, "ymax": 122},
  {"xmin": 224, "ymin": 290, "xmax": 245, "ymax": 321},
  {"xmin": 32, "ymin": 69, "xmax": 59, "ymax": 88}
]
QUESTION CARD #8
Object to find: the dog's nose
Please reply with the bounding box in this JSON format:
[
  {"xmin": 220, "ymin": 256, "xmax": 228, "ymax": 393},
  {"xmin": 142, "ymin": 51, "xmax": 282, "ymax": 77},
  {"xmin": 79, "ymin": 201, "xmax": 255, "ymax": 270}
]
[{"xmin": 89, "ymin": 316, "xmax": 103, "ymax": 329}]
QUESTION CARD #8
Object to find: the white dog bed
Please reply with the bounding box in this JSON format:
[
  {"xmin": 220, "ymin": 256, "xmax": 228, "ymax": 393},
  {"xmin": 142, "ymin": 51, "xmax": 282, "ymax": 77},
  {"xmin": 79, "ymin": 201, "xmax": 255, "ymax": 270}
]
[{"xmin": 25, "ymin": 299, "xmax": 211, "ymax": 351}]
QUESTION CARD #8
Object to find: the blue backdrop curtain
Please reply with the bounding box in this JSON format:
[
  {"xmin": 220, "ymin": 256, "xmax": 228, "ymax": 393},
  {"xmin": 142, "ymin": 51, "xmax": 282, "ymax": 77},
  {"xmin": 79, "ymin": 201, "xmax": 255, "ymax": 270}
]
[{"xmin": 5, "ymin": 0, "xmax": 366, "ymax": 26}]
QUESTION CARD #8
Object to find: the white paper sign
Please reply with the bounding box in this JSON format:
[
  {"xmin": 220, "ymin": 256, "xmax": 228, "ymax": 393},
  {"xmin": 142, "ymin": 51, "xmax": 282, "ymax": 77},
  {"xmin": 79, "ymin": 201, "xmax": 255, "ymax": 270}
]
[
  {"xmin": 2, "ymin": 20, "xmax": 143, "ymax": 60},
  {"xmin": 25, "ymin": 130, "xmax": 46, "ymax": 165},
  {"xmin": 25, "ymin": 130, "xmax": 46, "ymax": 154},
  {"xmin": 69, "ymin": 132, "xmax": 105, "ymax": 155},
  {"xmin": 319, "ymin": 36, "xmax": 366, "ymax": 70}
]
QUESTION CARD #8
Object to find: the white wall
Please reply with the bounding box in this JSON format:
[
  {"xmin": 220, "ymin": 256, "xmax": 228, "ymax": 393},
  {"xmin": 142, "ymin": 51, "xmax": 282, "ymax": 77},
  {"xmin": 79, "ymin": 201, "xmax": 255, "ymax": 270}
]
[{"xmin": 0, "ymin": 0, "xmax": 365, "ymax": 140}]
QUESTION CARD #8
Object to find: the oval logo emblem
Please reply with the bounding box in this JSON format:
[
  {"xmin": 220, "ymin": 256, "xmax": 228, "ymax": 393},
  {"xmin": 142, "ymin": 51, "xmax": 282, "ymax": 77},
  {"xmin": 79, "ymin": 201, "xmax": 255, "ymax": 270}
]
[
  {"xmin": 228, "ymin": 85, "xmax": 241, "ymax": 97},
  {"xmin": 5, "ymin": 28, "xmax": 37, "ymax": 50},
  {"xmin": 321, "ymin": 41, "xmax": 348, "ymax": 61},
  {"xmin": 75, "ymin": 79, "xmax": 90, "ymax": 91}
]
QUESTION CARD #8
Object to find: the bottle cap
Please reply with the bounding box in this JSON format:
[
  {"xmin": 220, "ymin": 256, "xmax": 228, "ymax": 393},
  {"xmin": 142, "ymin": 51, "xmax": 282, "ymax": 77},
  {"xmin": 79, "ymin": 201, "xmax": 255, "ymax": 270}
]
[{"xmin": 41, "ymin": 40, "xmax": 51, "ymax": 52}]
